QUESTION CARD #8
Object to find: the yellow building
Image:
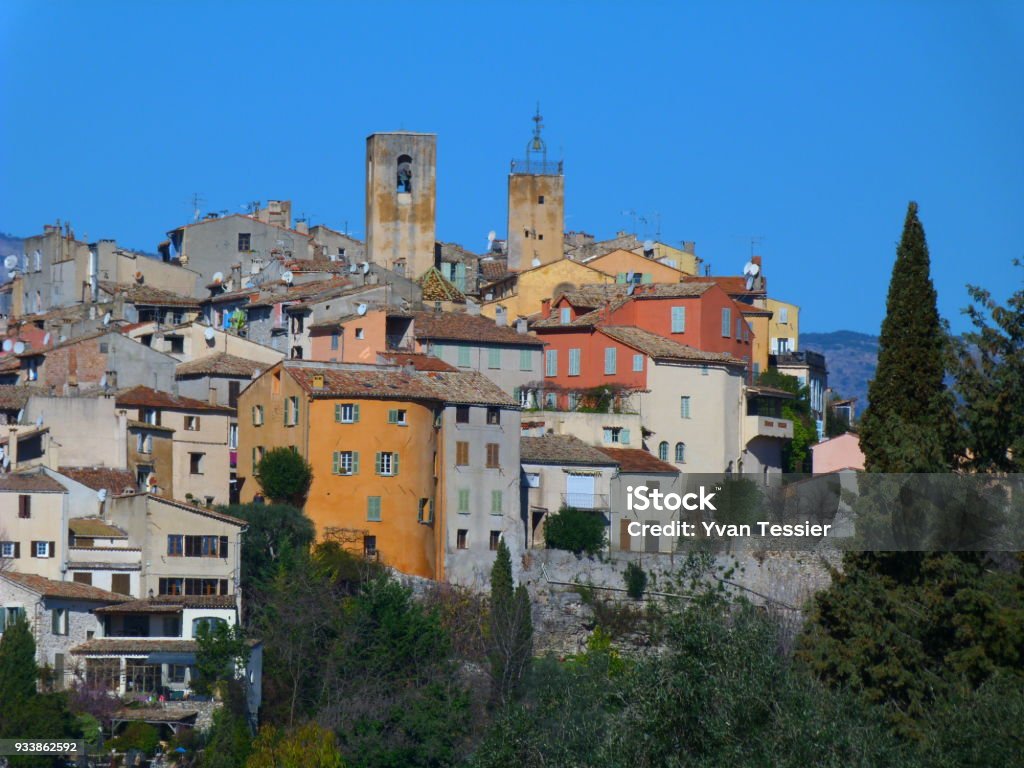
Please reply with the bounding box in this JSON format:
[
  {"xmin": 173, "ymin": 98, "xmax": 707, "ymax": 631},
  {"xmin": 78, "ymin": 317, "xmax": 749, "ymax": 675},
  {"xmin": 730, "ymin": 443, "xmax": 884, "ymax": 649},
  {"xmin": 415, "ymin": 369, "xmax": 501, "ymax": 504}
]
[
  {"xmin": 762, "ymin": 298, "xmax": 800, "ymax": 354},
  {"xmin": 741, "ymin": 305, "xmax": 773, "ymax": 379},
  {"xmin": 480, "ymin": 258, "xmax": 613, "ymax": 321},
  {"xmin": 583, "ymin": 248, "xmax": 690, "ymax": 284},
  {"xmin": 628, "ymin": 241, "xmax": 700, "ymax": 276}
]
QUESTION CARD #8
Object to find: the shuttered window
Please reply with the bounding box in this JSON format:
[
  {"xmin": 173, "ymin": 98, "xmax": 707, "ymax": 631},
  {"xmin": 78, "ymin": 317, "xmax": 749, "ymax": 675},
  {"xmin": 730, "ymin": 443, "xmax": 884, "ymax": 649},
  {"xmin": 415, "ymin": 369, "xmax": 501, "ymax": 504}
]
[
  {"xmin": 545, "ymin": 350, "xmax": 558, "ymax": 377},
  {"xmin": 604, "ymin": 347, "xmax": 617, "ymax": 375},
  {"xmin": 568, "ymin": 348, "xmax": 581, "ymax": 376},
  {"xmin": 671, "ymin": 306, "xmax": 686, "ymax": 333},
  {"xmin": 367, "ymin": 496, "xmax": 381, "ymax": 522},
  {"xmin": 721, "ymin": 308, "xmax": 732, "ymax": 337}
]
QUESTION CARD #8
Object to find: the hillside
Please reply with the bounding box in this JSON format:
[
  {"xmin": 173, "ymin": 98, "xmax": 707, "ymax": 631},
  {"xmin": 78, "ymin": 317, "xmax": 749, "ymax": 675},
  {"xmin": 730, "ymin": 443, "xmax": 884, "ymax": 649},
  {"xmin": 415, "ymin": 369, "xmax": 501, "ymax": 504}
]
[{"xmin": 800, "ymin": 330, "xmax": 879, "ymax": 414}]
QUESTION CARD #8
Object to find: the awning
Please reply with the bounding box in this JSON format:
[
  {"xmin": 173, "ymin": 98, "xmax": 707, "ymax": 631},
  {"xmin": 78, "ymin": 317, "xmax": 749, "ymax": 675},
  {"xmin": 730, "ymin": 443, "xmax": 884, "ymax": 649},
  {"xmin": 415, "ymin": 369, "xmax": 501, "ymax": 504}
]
[{"xmin": 145, "ymin": 652, "xmax": 196, "ymax": 665}]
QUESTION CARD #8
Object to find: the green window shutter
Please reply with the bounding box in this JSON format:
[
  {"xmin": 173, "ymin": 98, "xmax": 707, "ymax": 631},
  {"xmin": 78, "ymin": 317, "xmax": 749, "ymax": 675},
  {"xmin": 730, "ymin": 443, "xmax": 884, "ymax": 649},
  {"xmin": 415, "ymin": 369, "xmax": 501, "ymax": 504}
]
[
  {"xmin": 546, "ymin": 349, "xmax": 558, "ymax": 377},
  {"xmin": 616, "ymin": 272, "xmax": 626, "ymax": 284},
  {"xmin": 332, "ymin": 452, "xmax": 340, "ymax": 474},
  {"xmin": 393, "ymin": 453, "xmax": 399, "ymax": 475},
  {"xmin": 52, "ymin": 609, "xmax": 60, "ymax": 634},
  {"xmin": 352, "ymin": 452, "xmax": 360, "ymax": 475},
  {"xmin": 457, "ymin": 346, "xmax": 471, "ymax": 367},
  {"xmin": 488, "ymin": 347, "xmax": 501, "ymax": 369},
  {"xmin": 388, "ymin": 409, "xmax": 398, "ymax": 424},
  {"xmin": 641, "ymin": 273, "xmax": 653, "ymax": 284},
  {"xmin": 621, "ymin": 428, "xmax": 631, "ymax": 445},
  {"xmin": 353, "ymin": 404, "xmax": 360, "ymax": 423},
  {"xmin": 568, "ymin": 348, "xmax": 581, "ymax": 376},
  {"xmin": 367, "ymin": 496, "xmax": 381, "ymax": 522},
  {"xmin": 491, "ymin": 490, "xmax": 502, "ymax": 514},
  {"xmin": 458, "ymin": 488, "xmax": 470, "ymax": 512},
  {"xmin": 519, "ymin": 348, "xmax": 532, "ymax": 371},
  {"xmin": 375, "ymin": 452, "xmax": 382, "ymax": 475},
  {"xmin": 335, "ymin": 404, "xmax": 342, "ymax": 422}
]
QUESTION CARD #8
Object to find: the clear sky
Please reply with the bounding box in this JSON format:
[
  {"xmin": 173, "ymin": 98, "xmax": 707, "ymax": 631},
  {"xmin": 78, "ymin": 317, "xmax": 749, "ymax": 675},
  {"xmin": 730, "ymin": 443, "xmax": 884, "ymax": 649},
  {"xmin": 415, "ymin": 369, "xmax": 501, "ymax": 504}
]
[{"xmin": 1, "ymin": 1, "xmax": 1021, "ymax": 334}]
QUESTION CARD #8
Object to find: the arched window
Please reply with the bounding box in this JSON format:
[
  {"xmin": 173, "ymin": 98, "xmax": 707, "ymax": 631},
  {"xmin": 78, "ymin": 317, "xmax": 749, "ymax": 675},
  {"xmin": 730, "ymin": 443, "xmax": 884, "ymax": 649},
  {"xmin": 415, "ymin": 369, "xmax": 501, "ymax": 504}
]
[
  {"xmin": 396, "ymin": 154, "xmax": 413, "ymax": 193},
  {"xmin": 658, "ymin": 441, "xmax": 669, "ymax": 461},
  {"xmin": 675, "ymin": 442, "xmax": 686, "ymax": 463}
]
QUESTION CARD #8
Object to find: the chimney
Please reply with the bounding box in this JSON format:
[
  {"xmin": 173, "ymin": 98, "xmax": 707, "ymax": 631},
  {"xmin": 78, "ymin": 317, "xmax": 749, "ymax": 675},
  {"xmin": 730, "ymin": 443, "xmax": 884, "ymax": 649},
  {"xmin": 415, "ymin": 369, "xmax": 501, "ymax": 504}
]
[
  {"xmin": 516, "ymin": 318, "xmax": 528, "ymax": 335},
  {"xmin": 752, "ymin": 255, "xmax": 762, "ymax": 268},
  {"xmin": 682, "ymin": 241, "xmax": 696, "ymax": 255},
  {"xmin": 541, "ymin": 298, "xmax": 551, "ymax": 317},
  {"xmin": 494, "ymin": 306, "xmax": 506, "ymax": 327},
  {"xmin": 295, "ymin": 220, "xmax": 309, "ymax": 235},
  {"xmin": 7, "ymin": 427, "xmax": 18, "ymax": 468},
  {"xmin": 44, "ymin": 435, "xmax": 59, "ymax": 470},
  {"xmin": 465, "ymin": 300, "xmax": 480, "ymax": 317},
  {"xmin": 209, "ymin": 386, "xmax": 218, "ymax": 406}
]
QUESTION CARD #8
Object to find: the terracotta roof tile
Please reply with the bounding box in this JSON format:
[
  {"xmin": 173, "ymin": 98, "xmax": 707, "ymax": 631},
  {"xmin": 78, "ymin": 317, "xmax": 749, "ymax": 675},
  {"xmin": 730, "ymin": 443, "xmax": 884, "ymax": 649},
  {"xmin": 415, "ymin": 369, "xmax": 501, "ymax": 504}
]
[
  {"xmin": 377, "ymin": 352, "xmax": 457, "ymax": 372},
  {"xmin": 1, "ymin": 571, "xmax": 123, "ymax": 602},
  {"xmin": 245, "ymin": 276, "xmax": 355, "ymax": 308},
  {"xmin": 417, "ymin": 267, "xmax": 466, "ymax": 303},
  {"xmin": 145, "ymin": 493, "xmax": 246, "ymax": 526},
  {"xmin": 479, "ymin": 259, "xmax": 508, "ymax": 282},
  {"xmin": 520, "ymin": 435, "xmax": 619, "ymax": 466},
  {"xmin": 58, "ymin": 467, "xmax": 137, "ymax": 494},
  {"xmin": 0, "ymin": 470, "xmax": 67, "ymax": 493},
  {"xmin": 682, "ymin": 275, "xmax": 766, "ymax": 296},
  {"xmin": 598, "ymin": 326, "xmax": 747, "ymax": 366},
  {"xmin": 0, "ymin": 385, "xmax": 39, "ymax": 410},
  {"xmin": 72, "ymin": 639, "xmax": 199, "ymax": 655},
  {"xmin": 411, "ymin": 311, "xmax": 544, "ymax": 347},
  {"xmin": 68, "ymin": 518, "xmax": 127, "ymax": 538},
  {"xmin": 95, "ymin": 595, "xmax": 235, "ymax": 614},
  {"xmin": 98, "ymin": 281, "xmax": 200, "ymax": 308},
  {"xmin": 115, "ymin": 385, "xmax": 235, "ymax": 413},
  {"xmin": 597, "ymin": 447, "xmax": 680, "ymax": 474},
  {"xmin": 175, "ymin": 353, "xmax": 266, "ymax": 378}
]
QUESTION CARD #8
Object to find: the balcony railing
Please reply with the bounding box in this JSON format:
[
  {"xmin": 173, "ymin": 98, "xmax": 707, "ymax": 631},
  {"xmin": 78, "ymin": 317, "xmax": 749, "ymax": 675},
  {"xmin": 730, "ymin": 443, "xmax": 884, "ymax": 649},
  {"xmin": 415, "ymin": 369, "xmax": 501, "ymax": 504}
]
[
  {"xmin": 744, "ymin": 414, "xmax": 794, "ymax": 441},
  {"xmin": 561, "ymin": 493, "xmax": 609, "ymax": 511},
  {"xmin": 510, "ymin": 158, "xmax": 563, "ymax": 175}
]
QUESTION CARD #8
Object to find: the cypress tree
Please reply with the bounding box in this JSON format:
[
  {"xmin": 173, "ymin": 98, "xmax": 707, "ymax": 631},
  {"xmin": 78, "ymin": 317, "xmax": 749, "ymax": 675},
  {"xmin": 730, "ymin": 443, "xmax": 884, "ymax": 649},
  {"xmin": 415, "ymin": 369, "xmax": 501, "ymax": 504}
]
[
  {"xmin": 859, "ymin": 201, "xmax": 956, "ymax": 472},
  {"xmin": 488, "ymin": 540, "xmax": 533, "ymax": 706},
  {"xmin": 0, "ymin": 616, "xmax": 38, "ymax": 734}
]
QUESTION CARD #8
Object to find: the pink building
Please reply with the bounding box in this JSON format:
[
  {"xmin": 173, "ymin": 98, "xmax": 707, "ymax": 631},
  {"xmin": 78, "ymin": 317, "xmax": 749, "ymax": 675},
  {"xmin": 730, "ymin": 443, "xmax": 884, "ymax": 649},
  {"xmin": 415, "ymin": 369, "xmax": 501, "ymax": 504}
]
[{"xmin": 811, "ymin": 432, "xmax": 865, "ymax": 474}]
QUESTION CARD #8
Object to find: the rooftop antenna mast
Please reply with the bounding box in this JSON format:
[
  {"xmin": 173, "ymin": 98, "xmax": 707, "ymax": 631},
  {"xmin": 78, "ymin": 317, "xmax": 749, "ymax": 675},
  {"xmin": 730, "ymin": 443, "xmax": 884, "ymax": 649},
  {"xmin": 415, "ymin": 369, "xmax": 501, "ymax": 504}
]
[
  {"xmin": 189, "ymin": 192, "xmax": 205, "ymax": 222},
  {"xmin": 749, "ymin": 235, "xmax": 764, "ymax": 257}
]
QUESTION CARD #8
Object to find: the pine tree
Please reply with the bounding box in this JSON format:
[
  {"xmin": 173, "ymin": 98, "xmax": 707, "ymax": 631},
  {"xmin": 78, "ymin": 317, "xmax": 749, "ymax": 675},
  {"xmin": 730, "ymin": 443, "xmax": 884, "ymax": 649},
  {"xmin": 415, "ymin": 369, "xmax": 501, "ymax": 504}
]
[
  {"xmin": 488, "ymin": 540, "xmax": 533, "ymax": 706},
  {"xmin": 0, "ymin": 615, "xmax": 38, "ymax": 733},
  {"xmin": 859, "ymin": 201, "xmax": 956, "ymax": 472}
]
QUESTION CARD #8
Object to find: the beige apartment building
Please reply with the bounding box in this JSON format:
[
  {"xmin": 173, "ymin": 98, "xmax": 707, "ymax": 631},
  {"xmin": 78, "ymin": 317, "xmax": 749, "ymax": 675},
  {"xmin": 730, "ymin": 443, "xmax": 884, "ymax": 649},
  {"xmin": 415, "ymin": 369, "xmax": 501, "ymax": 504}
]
[{"xmin": 0, "ymin": 470, "xmax": 69, "ymax": 580}]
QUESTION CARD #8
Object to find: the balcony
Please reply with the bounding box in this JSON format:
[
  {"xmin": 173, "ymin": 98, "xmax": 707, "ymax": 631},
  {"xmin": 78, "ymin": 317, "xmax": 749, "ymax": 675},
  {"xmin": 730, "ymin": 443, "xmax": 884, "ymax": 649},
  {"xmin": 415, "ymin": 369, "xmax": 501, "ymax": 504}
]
[
  {"xmin": 561, "ymin": 493, "xmax": 610, "ymax": 511},
  {"xmin": 744, "ymin": 414, "xmax": 794, "ymax": 441}
]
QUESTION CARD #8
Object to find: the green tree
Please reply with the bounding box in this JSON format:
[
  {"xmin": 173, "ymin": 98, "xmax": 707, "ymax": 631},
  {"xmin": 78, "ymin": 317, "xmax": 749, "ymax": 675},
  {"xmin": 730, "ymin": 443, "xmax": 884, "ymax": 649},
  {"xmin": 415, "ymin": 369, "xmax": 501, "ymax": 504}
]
[
  {"xmin": 194, "ymin": 621, "xmax": 250, "ymax": 696},
  {"xmin": 859, "ymin": 201, "xmax": 957, "ymax": 473},
  {"xmin": 756, "ymin": 370, "xmax": 815, "ymax": 471},
  {"xmin": 256, "ymin": 447, "xmax": 313, "ymax": 504},
  {"xmin": 246, "ymin": 723, "xmax": 345, "ymax": 768},
  {"xmin": 952, "ymin": 260, "xmax": 1024, "ymax": 472},
  {"xmin": 201, "ymin": 682, "xmax": 253, "ymax": 768},
  {"xmin": 623, "ymin": 562, "xmax": 648, "ymax": 600},
  {"xmin": 488, "ymin": 540, "xmax": 533, "ymax": 705},
  {"xmin": 111, "ymin": 722, "xmax": 160, "ymax": 755},
  {"xmin": 0, "ymin": 615, "xmax": 37, "ymax": 727},
  {"xmin": 543, "ymin": 506, "xmax": 606, "ymax": 555}
]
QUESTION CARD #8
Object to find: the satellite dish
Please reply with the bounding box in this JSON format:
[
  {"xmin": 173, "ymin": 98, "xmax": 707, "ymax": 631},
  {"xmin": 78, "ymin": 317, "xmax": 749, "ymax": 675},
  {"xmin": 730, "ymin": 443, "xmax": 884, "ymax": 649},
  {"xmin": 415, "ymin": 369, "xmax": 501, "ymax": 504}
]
[
  {"xmin": 282, "ymin": 271, "xmax": 294, "ymax": 285},
  {"xmin": 16, "ymin": 409, "xmax": 24, "ymax": 423},
  {"xmin": 0, "ymin": 446, "xmax": 5, "ymax": 458},
  {"xmin": 488, "ymin": 230, "xmax": 496, "ymax": 241},
  {"xmin": 745, "ymin": 276, "xmax": 754, "ymax": 291},
  {"xmin": 43, "ymin": 332, "xmax": 51, "ymax": 345},
  {"xmin": 531, "ymin": 257, "xmax": 541, "ymax": 268},
  {"xmin": 102, "ymin": 312, "xmax": 111, "ymax": 326},
  {"xmin": 135, "ymin": 271, "xmax": 144, "ymax": 284},
  {"xmin": 1, "ymin": 340, "xmax": 11, "ymax": 352},
  {"xmin": 356, "ymin": 303, "xmax": 368, "ymax": 316},
  {"xmin": 100, "ymin": 374, "xmax": 107, "ymax": 388},
  {"xmin": 212, "ymin": 271, "xmax": 224, "ymax": 285},
  {"xmin": 13, "ymin": 341, "xmax": 25, "ymax": 354},
  {"xmin": 204, "ymin": 327, "xmax": 216, "ymax": 342},
  {"xmin": 360, "ymin": 262, "xmax": 370, "ymax": 275},
  {"xmin": 627, "ymin": 284, "xmax": 636, "ymax": 296},
  {"xmin": 348, "ymin": 265, "xmax": 357, "ymax": 274},
  {"xmin": 146, "ymin": 473, "xmax": 157, "ymax": 488},
  {"xmin": 643, "ymin": 239, "xmax": 655, "ymax": 252},
  {"xmin": 3, "ymin": 458, "xmax": 9, "ymax": 469},
  {"xmin": 3, "ymin": 255, "xmax": 17, "ymax": 270},
  {"xmin": 743, "ymin": 261, "xmax": 761, "ymax": 277},
  {"xmin": 35, "ymin": 415, "xmax": 43, "ymax": 428},
  {"xmin": 97, "ymin": 488, "xmax": 107, "ymax": 502}
]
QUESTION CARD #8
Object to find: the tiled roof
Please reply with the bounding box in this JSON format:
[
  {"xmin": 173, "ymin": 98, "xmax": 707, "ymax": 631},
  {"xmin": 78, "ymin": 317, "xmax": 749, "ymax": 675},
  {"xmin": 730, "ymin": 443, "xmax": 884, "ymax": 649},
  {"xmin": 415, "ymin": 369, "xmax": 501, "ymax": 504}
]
[
  {"xmin": 418, "ymin": 267, "xmax": 466, "ymax": 304},
  {"xmin": 0, "ymin": 355, "xmax": 23, "ymax": 373},
  {"xmin": 115, "ymin": 385, "xmax": 235, "ymax": 413},
  {"xmin": 68, "ymin": 518, "xmax": 127, "ymax": 538},
  {"xmin": 436, "ymin": 242, "xmax": 480, "ymax": 264},
  {"xmin": 554, "ymin": 285, "xmax": 632, "ymax": 309},
  {"xmin": 682, "ymin": 275, "xmax": 765, "ymax": 296},
  {"xmin": 598, "ymin": 447, "xmax": 680, "ymax": 474},
  {"xmin": 0, "ymin": 385, "xmax": 37, "ymax": 410},
  {"xmin": 285, "ymin": 362, "xmax": 517, "ymax": 407},
  {"xmin": 411, "ymin": 311, "xmax": 544, "ymax": 347},
  {"xmin": 15, "ymin": 329, "xmax": 112, "ymax": 358},
  {"xmin": 532, "ymin": 302, "xmax": 626, "ymax": 329},
  {"xmin": 0, "ymin": 572, "xmax": 124, "ymax": 602},
  {"xmin": 598, "ymin": 326, "xmax": 747, "ymax": 366},
  {"xmin": 145, "ymin": 493, "xmax": 247, "ymax": 526},
  {"xmin": 0, "ymin": 471, "xmax": 67, "ymax": 493},
  {"xmin": 246, "ymin": 277, "xmax": 354, "ymax": 308},
  {"xmin": 95, "ymin": 595, "xmax": 235, "ymax": 614},
  {"xmin": 98, "ymin": 281, "xmax": 200, "ymax": 308},
  {"xmin": 58, "ymin": 467, "xmax": 137, "ymax": 494},
  {"xmin": 520, "ymin": 435, "xmax": 619, "ymax": 466},
  {"xmin": 284, "ymin": 258, "xmax": 351, "ymax": 274},
  {"xmin": 175, "ymin": 353, "xmax": 265, "ymax": 378},
  {"xmin": 127, "ymin": 419, "xmax": 175, "ymax": 433},
  {"xmin": 71, "ymin": 639, "xmax": 199, "ymax": 655},
  {"xmin": 377, "ymin": 352, "xmax": 457, "ymax": 372},
  {"xmin": 479, "ymin": 259, "xmax": 508, "ymax": 283},
  {"xmin": 307, "ymin": 313, "xmax": 360, "ymax": 331}
]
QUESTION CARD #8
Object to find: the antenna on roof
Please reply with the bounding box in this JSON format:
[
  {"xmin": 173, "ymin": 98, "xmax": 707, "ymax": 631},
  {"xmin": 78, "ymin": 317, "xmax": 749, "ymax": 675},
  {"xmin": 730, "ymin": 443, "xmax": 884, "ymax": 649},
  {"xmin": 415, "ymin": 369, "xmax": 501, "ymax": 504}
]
[{"xmin": 189, "ymin": 192, "xmax": 205, "ymax": 222}]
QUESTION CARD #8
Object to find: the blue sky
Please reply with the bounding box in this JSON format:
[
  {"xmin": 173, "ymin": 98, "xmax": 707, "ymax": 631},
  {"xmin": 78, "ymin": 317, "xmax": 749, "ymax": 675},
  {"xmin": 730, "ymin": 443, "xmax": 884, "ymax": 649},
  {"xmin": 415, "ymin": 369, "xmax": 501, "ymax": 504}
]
[{"xmin": 1, "ymin": 1, "xmax": 1022, "ymax": 334}]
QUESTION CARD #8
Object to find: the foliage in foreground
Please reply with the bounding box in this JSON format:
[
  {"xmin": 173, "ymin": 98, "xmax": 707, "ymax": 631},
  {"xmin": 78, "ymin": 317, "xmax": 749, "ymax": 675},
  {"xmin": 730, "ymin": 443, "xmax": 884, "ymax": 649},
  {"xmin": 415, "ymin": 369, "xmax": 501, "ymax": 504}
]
[{"xmin": 254, "ymin": 447, "xmax": 313, "ymax": 504}]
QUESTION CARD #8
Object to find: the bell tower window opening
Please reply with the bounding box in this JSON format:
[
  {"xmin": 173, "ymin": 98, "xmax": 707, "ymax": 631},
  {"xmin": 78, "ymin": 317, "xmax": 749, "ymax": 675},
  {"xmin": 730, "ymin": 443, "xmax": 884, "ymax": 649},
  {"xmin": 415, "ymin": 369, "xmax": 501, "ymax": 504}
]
[{"xmin": 396, "ymin": 154, "xmax": 413, "ymax": 194}]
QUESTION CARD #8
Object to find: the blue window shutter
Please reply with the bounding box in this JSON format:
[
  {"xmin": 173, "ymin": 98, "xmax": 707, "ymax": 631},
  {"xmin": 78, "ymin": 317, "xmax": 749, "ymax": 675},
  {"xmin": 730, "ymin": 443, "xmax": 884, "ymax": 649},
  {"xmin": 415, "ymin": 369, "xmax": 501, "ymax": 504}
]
[
  {"xmin": 604, "ymin": 347, "xmax": 616, "ymax": 374},
  {"xmin": 621, "ymin": 428, "xmax": 631, "ymax": 445},
  {"xmin": 722, "ymin": 308, "xmax": 731, "ymax": 337},
  {"xmin": 671, "ymin": 306, "xmax": 686, "ymax": 333}
]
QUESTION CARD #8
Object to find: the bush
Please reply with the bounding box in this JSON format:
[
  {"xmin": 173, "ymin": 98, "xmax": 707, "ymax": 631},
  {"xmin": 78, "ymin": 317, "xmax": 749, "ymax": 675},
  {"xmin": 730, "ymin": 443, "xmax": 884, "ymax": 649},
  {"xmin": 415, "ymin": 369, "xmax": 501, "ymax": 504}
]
[
  {"xmin": 256, "ymin": 447, "xmax": 313, "ymax": 504},
  {"xmin": 543, "ymin": 506, "xmax": 605, "ymax": 556},
  {"xmin": 623, "ymin": 562, "xmax": 647, "ymax": 599},
  {"xmin": 111, "ymin": 722, "xmax": 160, "ymax": 755}
]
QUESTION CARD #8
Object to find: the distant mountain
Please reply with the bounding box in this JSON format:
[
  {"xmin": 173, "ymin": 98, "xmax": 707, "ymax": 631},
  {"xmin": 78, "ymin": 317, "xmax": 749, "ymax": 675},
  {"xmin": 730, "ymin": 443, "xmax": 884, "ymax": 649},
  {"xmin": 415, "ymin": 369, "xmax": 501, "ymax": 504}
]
[{"xmin": 800, "ymin": 331, "xmax": 879, "ymax": 414}]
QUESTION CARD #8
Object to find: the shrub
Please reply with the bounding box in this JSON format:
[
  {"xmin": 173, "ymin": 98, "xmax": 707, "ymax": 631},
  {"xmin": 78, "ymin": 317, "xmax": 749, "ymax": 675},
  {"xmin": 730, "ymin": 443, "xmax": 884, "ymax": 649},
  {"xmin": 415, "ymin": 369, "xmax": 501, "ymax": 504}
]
[
  {"xmin": 256, "ymin": 447, "xmax": 313, "ymax": 504},
  {"xmin": 111, "ymin": 722, "xmax": 160, "ymax": 755},
  {"xmin": 543, "ymin": 506, "xmax": 605, "ymax": 556},
  {"xmin": 624, "ymin": 562, "xmax": 648, "ymax": 599}
]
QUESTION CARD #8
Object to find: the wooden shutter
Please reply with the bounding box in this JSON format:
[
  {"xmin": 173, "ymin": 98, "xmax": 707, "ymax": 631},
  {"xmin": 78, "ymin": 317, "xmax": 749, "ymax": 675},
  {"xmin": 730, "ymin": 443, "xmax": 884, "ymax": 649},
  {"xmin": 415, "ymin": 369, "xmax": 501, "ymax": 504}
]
[
  {"xmin": 619, "ymin": 519, "xmax": 632, "ymax": 551},
  {"xmin": 13, "ymin": 542, "xmax": 20, "ymax": 559},
  {"xmin": 335, "ymin": 404, "xmax": 342, "ymax": 422},
  {"xmin": 111, "ymin": 574, "xmax": 131, "ymax": 595},
  {"xmin": 353, "ymin": 404, "xmax": 360, "ymax": 422},
  {"xmin": 392, "ymin": 453, "xmax": 399, "ymax": 476},
  {"xmin": 620, "ymin": 428, "xmax": 631, "ymax": 445},
  {"xmin": 332, "ymin": 452, "xmax": 340, "ymax": 474},
  {"xmin": 352, "ymin": 452, "xmax": 360, "ymax": 475},
  {"xmin": 388, "ymin": 409, "xmax": 398, "ymax": 424},
  {"xmin": 375, "ymin": 452, "xmax": 382, "ymax": 475}
]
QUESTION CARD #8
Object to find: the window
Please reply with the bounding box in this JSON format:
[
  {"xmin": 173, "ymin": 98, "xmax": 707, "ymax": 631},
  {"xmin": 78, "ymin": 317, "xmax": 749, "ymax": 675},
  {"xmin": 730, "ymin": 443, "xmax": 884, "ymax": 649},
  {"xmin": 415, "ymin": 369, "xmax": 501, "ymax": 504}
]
[
  {"xmin": 375, "ymin": 452, "xmax": 398, "ymax": 476},
  {"xmin": 228, "ymin": 424, "xmax": 238, "ymax": 450},
  {"xmin": 632, "ymin": 354, "xmax": 644, "ymax": 372},
  {"xmin": 136, "ymin": 465, "xmax": 153, "ymax": 489},
  {"xmin": 538, "ymin": 195, "xmax": 545, "ymax": 204},
  {"xmin": 185, "ymin": 416, "xmax": 200, "ymax": 431},
  {"xmin": 779, "ymin": 307, "xmax": 789, "ymax": 324},
  {"xmin": 544, "ymin": 392, "xmax": 557, "ymax": 409},
  {"xmin": 701, "ymin": 364, "xmax": 709, "ymax": 376},
  {"xmin": 491, "ymin": 490, "xmax": 503, "ymax": 514},
  {"xmin": 143, "ymin": 408, "xmax": 160, "ymax": 426},
  {"xmin": 73, "ymin": 572, "xmax": 92, "ymax": 585},
  {"xmin": 183, "ymin": 535, "xmax": 227, "ymax": 558},
  {"xmin": 671, "ymin": 306, "xmax": 686, "ymax": 333},
  {"xmin": 367, "ymin": 496, "xmax": 382, "ymax": 522},
  {"xmin": 18, "ymin": 495, "xmax": 31, "ymax": 518},
  {"xmin": 457, "ymin": 529, "xmax": 468, "ymax": 549},
  {"xmin": 363, "ymin": 535, "xmax": 377, "ymax": 556},
  {"xmin": 721, "ymin": 308, "xmax": 732, "ymax": 337},
  {"xmin": 0, "ymin": 542, "xmax": 15, "ymax": 558},
  {"xmin": 456, "ymin": 405, "xmax": 470, "ymax": 424},
  {"xmin": 99, "ymin": 342, "xmax": 110, "ymax": 354},
  {"xmin": 189, "ymin": 453, "xmax": 205, "ymax": 475},
  {"xmin": 458, "ymin": 488, "xmax": 470, "ymax": 513},
  {"xmin": 333, "ymin": 450, "xmax": 359, "ymax": 475},
  {"xmin": 777, "ymin": 338, "xmax": 791, "ymax": 354},
  {"xmin": 568, "ymin": 348, "xmax": 581, "ymax": 376},
  {"xmin": 457, "ymin": 346, "xmax": 471, "ymax": 367},
  {"xmin": 284, "ymin": 396, "xmax": 299, "ymax": 426},
  {"xmin": 602, "ymin": 427, "xmax": 631, "ymax": 445},
  {"xmin": 355, "ymin": 327, "xmax": 365, "ymax": 340},
  {"xmin": 33, "ymin": 541, "xmax": 53, "ymax": 558},
  {"xmin": 396, "ymin": 154, "xmax": 413, "ymax": 193},
  {"xmin": 51, "ymin": 608, "xmax": 69, "ymax": 636},
  {"xmin": 675, "ymin": 442, "xmax": 686, "ymax": 463},
  {"xmin": 417, "ymin": 498, "xmax": 434, "ymax": 524},
  {"xmin": 486, "ymin": 407, "xmax": 501, "ymax": 425},
  {"xmin": 658, "ymin": 441, "xmax": 669, "ymax": 461},
  {"xmin": 159, "ymin": 578, "xmax": 183, "ymax": 596},
  {"xmin": 330, "ymin": 332, "xmax": 339, "ymax": 351},
  {"xmin": 26, "ymin": 358, "xmax": 38, "ymax": 382},
  {"xmin": 456, "ymin": 441, "xmax": 469, "ymax": 466},
  {"xmin": 604, "ymin": 347, "xmax": 617, "ymax": 375},
  {"xmin": 252, "ymin": 405, "xmax": 264, "ymax": 426},
  {"xmin": 1, "ymin": 607, "xmax": 26, "ymax": 631},
  {"xmin": 680, "ymin": 396, "xmax": 691, "ymax": 419},
  {"xmin": 488, "ymin": 347, "xmax": 501, "ymax": 369},
  {"xmin": 387, "ymin": 409, "xmax": 408, "ymax": 425},
  {"xmin": 170, "ymin": 336, "xmax": 185, "ymax": 354},
  {"xmin": 252, "ymin": 446, "xmax": 264, "ymax": 473},
  {"xmin": 486, "ymin": 443, "xmax": 500, "ymax": 468},
  {"xmin": 519, "ymin": 348, "xmax": 533, "ymax": 371},
  {"xmin": 335, "ymin": 403, "xmax": 359, "ymax": 423},
  {"xmin": 228, "ymin": 381, "xmax": 240, "ymax": 408},
  {"xmin": 737, "ymin": 318, "xmax": 743, "ymax": 339},
  {"xmin": 545, "ymin": 349, "xmax": 558, "ymax": 377},
  {"xmin": 753, "ymin": 362, "xmax": 760, "ymax": 379},
  {"xmin": 560, "ymin": 308, "xmax": 571, "ymax": 324},
  {"xmin": 169, "ymin": 665, "xmax": 187, "ymax": 683},
  {"xmin": 167, "ymin": 535, "xmax": 183, "ymax": 557},
  {"xmin": 238, "ymin": 233, "xmax": 251, "ymax": 252}
]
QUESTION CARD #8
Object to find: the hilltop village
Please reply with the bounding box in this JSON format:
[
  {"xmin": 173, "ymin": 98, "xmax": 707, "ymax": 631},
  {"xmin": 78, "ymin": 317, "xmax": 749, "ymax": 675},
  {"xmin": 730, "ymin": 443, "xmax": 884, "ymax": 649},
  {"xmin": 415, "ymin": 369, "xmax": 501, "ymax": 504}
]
[{"xmin": 0, "ymin": 117, "xmax": 855, "ymax": 736}]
